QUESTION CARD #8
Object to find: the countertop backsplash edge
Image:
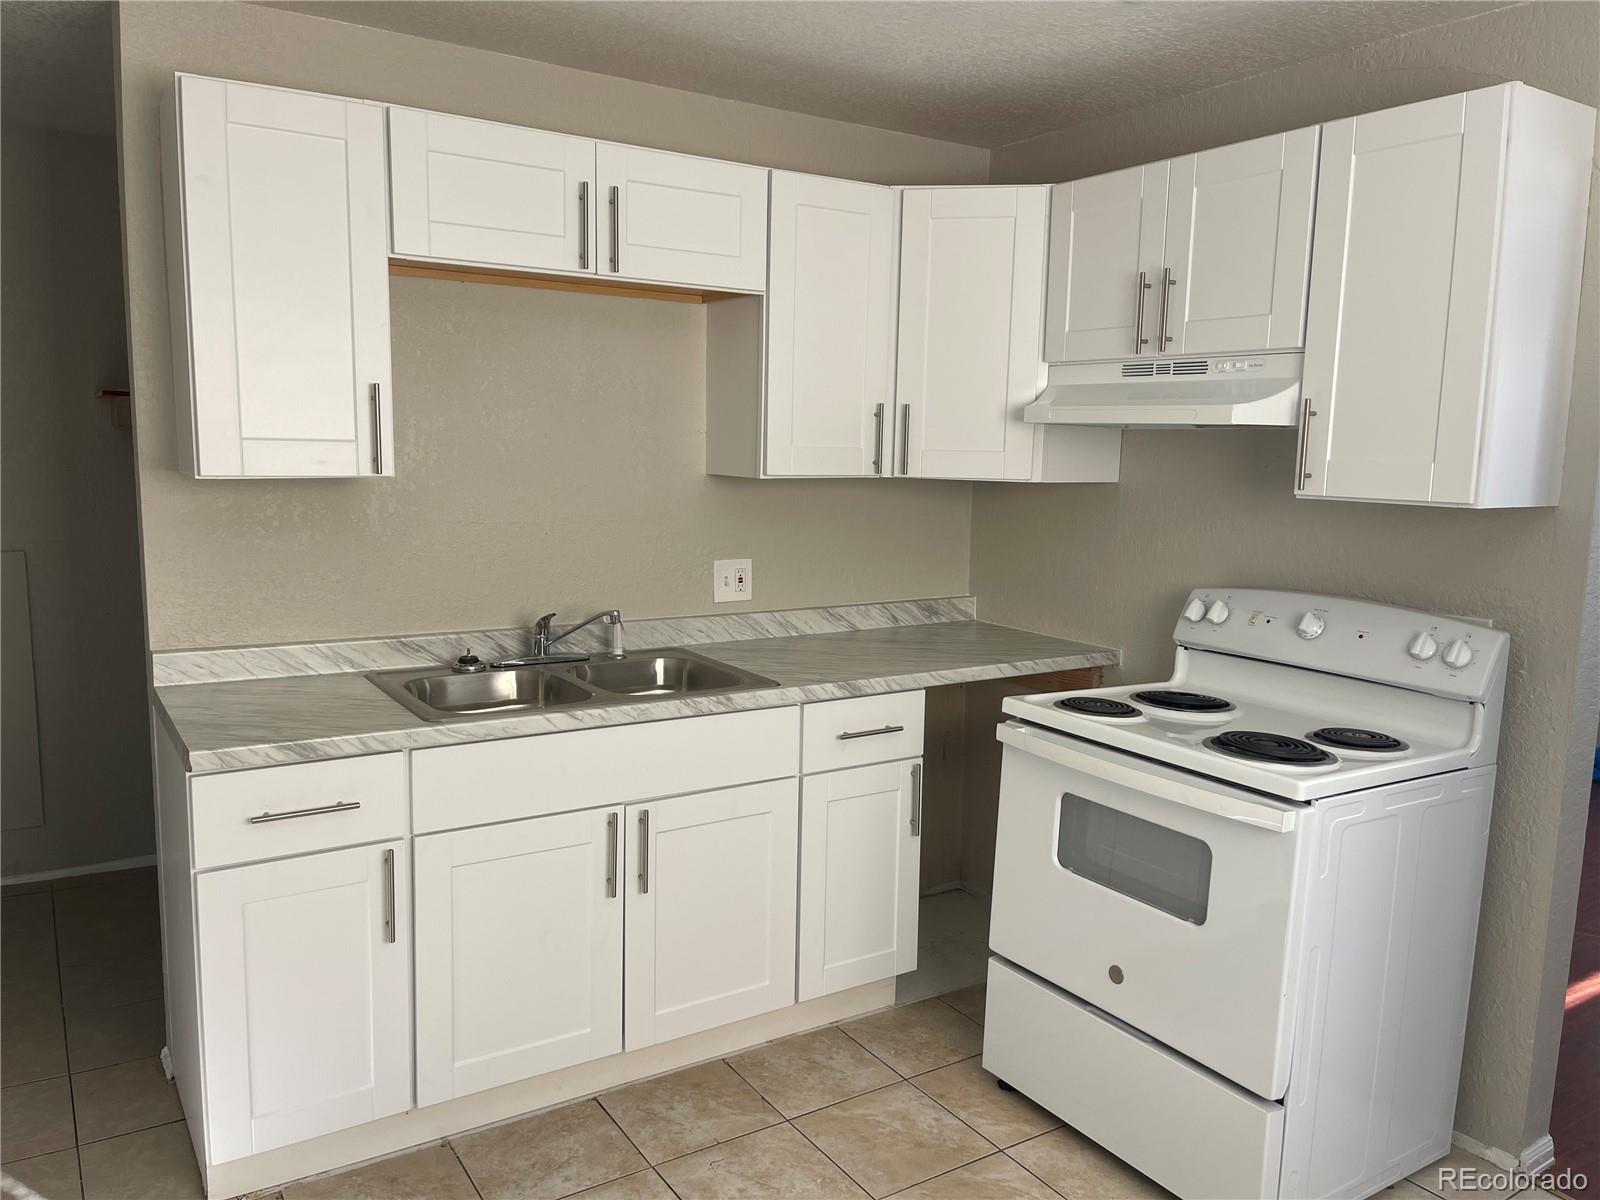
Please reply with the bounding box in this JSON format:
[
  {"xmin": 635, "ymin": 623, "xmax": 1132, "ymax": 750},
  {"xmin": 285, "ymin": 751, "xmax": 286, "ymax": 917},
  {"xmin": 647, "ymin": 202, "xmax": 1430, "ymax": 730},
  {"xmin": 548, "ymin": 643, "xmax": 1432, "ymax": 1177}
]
[{"xmin": 152, "ymin": 595, "xmax": 980, "ymax": 686}]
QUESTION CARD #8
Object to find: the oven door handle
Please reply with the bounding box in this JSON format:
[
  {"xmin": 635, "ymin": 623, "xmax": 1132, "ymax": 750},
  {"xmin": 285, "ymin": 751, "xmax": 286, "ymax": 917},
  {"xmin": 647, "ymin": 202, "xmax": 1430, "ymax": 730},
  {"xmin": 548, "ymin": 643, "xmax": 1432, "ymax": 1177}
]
[{"xmin": 997, "ymin": 720, "xmax": 1300, "ymax": 833}]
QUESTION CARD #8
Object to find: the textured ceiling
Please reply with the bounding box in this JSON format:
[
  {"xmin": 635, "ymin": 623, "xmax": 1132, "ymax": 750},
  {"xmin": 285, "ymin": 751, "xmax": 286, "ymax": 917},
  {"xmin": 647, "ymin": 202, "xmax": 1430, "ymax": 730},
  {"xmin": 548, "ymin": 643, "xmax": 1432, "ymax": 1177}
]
[
  {"xmin": 1, "ymin": 0, "xmax": 115, "ymax": 136},
  {"xmin": 258, "ymin": 0, "xmax": 1507, "ymax": 147}
]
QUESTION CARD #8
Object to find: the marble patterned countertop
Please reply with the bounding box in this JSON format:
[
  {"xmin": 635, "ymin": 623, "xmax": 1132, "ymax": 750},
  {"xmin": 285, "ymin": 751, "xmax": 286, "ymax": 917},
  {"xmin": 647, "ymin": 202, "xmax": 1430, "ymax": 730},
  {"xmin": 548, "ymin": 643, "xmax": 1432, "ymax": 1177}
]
[{"xmin": 155, "ymin": 620, "xmax": 1118, "ymax": 774}]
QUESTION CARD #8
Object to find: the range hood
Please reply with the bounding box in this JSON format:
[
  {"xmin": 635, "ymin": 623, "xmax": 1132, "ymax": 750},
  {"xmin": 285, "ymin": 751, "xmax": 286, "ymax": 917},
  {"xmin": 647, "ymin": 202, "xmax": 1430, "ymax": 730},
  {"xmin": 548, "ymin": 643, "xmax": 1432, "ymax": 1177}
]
[{"xmin": 1023, "ymin": 352, "xmax": 1303, "ymax": 427}]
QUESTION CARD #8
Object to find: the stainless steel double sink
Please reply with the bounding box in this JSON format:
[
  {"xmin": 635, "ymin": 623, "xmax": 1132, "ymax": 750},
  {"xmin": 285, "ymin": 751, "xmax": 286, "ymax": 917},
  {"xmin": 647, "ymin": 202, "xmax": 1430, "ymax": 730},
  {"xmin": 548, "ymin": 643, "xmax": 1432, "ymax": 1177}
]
[{"xmin": 367, "ymin": 647, "xmax": 777, "ymax": 722}]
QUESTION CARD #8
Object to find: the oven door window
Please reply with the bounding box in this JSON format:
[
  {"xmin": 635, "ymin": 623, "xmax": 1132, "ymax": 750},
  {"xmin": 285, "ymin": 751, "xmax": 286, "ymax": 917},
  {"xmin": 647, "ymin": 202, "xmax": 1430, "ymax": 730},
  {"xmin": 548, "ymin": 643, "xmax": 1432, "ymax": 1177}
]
[{"xmin": 1056, "ymin": 792, "xmax": 1213, "ymax": 925}]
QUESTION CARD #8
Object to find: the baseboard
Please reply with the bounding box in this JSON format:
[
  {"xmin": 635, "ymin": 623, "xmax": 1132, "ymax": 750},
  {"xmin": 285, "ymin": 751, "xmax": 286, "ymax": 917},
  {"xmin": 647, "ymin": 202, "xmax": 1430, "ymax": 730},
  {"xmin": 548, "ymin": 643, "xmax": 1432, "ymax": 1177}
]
[
  {"xmin": 1451, "ymin": 1129, "xmax": 1522, "ymax": 1172},
  {"xmin": 1, "ymin": 854, "xmax": 156, "ymax": 887},
  {"xmin": 1517, "ymin": 1133, "xmax": 1556, "ymax": 1174}
]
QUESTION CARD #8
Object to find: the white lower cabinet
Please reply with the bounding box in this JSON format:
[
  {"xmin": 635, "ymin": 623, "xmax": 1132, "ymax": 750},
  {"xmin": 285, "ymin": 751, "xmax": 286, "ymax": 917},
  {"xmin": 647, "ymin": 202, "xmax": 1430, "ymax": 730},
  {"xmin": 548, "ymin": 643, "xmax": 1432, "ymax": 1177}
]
[
  {"xmin": 624, "ymin": 779, "xmax": 799, "ymax": 1049},
  {"xmin": 196, "ymin": 841, "xmax": 411, "ymax": 1162},
  {"xmin": 414, "ymin": 808, "xmax": 623, "ymax": 1107},
  {"xmin": 798, "ymin": 760, "xmax": 922, "ymax": 1001}
]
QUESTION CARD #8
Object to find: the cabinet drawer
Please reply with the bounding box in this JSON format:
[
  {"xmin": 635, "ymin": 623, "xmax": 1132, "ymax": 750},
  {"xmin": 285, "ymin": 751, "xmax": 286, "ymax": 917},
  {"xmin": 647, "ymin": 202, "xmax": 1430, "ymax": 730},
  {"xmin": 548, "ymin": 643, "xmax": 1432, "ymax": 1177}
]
[
  {"xmin": 190, "ymin": 754, "xmax": 406, "ymax": 870},
  {"xmin": 802, "ymin": 692, "xmax": 925, "ymax": 773},
  {"xmin": 984, "ymin": 957, "xmax": 1284, "ymax": 1200},
  {"xmin": 412, "ymin": 706, "xmax": 800, "ymax": 834}
]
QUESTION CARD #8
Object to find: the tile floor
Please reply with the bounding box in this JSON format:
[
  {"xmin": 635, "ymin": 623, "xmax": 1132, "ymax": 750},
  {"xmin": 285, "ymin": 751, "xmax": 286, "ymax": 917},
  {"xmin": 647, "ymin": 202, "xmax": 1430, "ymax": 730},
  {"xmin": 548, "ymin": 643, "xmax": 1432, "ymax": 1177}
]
[
  {"xmin": 0, "ymin": 873, "xmax": 1549, "ymax": 1200},
  {"xmin": 1, "ymin": 866, "xmax": 189, "ymax": 1200}
]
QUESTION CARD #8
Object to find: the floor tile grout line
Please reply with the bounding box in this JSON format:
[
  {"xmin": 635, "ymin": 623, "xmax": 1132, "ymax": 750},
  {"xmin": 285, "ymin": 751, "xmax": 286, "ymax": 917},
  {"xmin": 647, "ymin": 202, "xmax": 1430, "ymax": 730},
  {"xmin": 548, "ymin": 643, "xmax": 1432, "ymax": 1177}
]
[
  {"xmin": 784, "ymin": 1115, "xmax": 875, "ymax": 1198},
  {"xmin": 443, "ymin": 1139, "xmax": 484, "ymax": 1200},
  {"xmin": 998, "ymin": 1140, "xmax": 1074, "ymax": 1199},
  {"xmin": 831, "ymin": 1021, "xmax": 911, "ymax": 1079},
  {"xmin": 593, "ymin": 1095, "xmax": 658, "ymax": 1173}
]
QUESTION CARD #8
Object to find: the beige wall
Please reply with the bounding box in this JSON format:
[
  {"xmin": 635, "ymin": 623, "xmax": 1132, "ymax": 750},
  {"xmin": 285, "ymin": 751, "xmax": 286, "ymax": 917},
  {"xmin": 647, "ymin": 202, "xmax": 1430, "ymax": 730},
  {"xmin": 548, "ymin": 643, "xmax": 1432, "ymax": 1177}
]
[
  {"xmin": 977, "ymin": 1, "xmax": 1600, "ymax": 1158},
  {"xmin": 116, "ymin": 1, "xmax": 986, "ymax": 651},
  {"xmin": 2, "ymin": 123, "xmax": 151, "ymax": 876}
]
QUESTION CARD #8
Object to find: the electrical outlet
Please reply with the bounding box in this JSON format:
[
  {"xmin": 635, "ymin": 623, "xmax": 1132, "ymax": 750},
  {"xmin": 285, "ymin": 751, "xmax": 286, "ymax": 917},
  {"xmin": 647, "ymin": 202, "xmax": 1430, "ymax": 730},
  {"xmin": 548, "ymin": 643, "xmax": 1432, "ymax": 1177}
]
[{"xmin": 713, "ymin": 558, "xmax": 753, "ymax": 603}]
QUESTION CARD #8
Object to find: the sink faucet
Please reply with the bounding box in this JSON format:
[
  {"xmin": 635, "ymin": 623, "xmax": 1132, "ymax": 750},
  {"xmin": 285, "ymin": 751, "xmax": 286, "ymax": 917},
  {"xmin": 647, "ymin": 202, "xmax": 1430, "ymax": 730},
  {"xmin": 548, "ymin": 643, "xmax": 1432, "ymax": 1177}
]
[{"xmin": 493, "ymin": 610, "xmax": 624, "ymax": 668}]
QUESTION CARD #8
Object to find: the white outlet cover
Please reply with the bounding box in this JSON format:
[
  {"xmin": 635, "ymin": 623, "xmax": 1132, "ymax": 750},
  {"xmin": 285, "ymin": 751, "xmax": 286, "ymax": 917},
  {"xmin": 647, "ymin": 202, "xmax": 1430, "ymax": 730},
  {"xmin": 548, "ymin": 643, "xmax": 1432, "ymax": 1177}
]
[{"xmin": 713, "ymin": 558, "xmax": 753, "ymax": 603}]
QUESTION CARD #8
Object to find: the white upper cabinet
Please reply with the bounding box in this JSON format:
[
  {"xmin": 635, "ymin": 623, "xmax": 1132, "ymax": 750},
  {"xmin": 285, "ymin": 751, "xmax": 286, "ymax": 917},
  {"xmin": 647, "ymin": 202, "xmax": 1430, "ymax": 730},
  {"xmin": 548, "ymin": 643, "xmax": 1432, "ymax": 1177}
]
[
  {"xmin": 764, "ymin": 172, "xmax": 898, "ymax": 477},
  {"xmin": 597, "ymin": 144, "xmax": 768, "ymax": 291},
  {"xmin": 896, "ymin": 186, "xmax": 1048, "ymax": 480},
  {"xmin": 1299, "ymin": 84, "xmax": 1594, "ymax": 508},
  {"xmin": 624, "ymin": 779, "xmax": 798, "ymax": 1050},
  {"xmin": 162, "ymin": 75, "xmax": 392, "ymax": 478},
  {"xmin": 1045, "ymin": 129, "xmax": 1317, "ymax": 363},
  {"xmin": 414, "ymin": 808, "xmax": 622, "ymax": 1107},
  {"xmin": 389, "ymin": 108, "xmax": 597, "ymax": 274},
  {"xmin": 896, "ymin": 186, "xmax": 1121, "ymax": 482},
  {"xmin": 1162, "ymin": 128, "xmax": 1318, "ymax": 355},
  {"xmin": 1045, "ymin": 163, "xmax": 1168, "ymax": 363},
  {"xmin": 196, "ymin": 842, "xmax": 410, "ymax": 1162}
]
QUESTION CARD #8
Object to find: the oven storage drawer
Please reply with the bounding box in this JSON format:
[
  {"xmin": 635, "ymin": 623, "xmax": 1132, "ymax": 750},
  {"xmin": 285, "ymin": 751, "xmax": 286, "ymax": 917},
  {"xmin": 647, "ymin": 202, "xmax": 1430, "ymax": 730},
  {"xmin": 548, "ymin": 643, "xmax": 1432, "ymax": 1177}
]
[{"xmin": 984, "ymin": 956, "xmax": 1284, "ymax": 1200}]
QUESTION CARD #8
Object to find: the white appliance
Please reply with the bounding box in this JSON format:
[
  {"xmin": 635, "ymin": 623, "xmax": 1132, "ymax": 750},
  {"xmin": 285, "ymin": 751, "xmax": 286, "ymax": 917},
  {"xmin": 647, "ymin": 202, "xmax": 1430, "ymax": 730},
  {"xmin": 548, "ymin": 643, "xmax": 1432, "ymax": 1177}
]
[
  {"xmin": 1023, "ymin": 351, "xmax": 1303, "ymax": 427},
  {"xmin": 983, "ymin": 588, "xmax": 1508, "ymax": 1200}
]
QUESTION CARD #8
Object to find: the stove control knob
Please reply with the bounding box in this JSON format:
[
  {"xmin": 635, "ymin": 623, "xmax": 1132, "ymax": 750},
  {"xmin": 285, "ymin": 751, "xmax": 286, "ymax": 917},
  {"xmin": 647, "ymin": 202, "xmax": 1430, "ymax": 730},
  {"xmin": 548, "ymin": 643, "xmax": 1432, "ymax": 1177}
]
[
  {"xmin": 1442, "ymin": 639, "xmax": 1474, "ymax": 670},
  {"xmin": 1182, "ymin": 598, "xmax": 1208, "ymax": 622},
  {"xmin": 1407, "ymin": 632, "xmax": 1439, "ymax": 661},
  {"xmin": 1204, "ymin": 600, "xmax": 1231, "ymax": 625},
  {"xmin": 1295, "ymin": 612, "xmax": 1325, "ymax": 640}
]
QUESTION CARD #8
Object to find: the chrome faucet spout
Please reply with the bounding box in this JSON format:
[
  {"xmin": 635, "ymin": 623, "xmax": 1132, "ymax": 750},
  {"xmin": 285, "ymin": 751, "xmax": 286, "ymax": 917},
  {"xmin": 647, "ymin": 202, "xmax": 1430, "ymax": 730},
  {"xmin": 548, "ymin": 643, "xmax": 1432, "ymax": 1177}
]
[{"xmin": 493, "ymin": 609, "xmax": 624, "ymax": 668}]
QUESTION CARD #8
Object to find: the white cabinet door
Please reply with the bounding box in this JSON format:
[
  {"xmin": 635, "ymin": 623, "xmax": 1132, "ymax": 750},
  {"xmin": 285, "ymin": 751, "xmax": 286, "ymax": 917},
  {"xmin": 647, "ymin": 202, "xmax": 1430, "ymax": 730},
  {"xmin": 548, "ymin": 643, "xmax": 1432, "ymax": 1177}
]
[
  {"xmin": 1162, "ymin": 128, "xmax": 1318, "ymax": 355},
  {"xmin": 596, "ymin": 144, "xmax": 768, "ymax": 291},
  {"xmin": 389, "ymin": 108, "xmax": 596, "ymax": 274},
  {"xmin": 166, "ymin": 75, "xmax": 391, "ymax": 478},
  {"xmin": 896, "ymin": 187, "xmax": 1049, "ymax": 481},
  {"xmin": 625, "ymin": 779, "xmax": 798, "ymax": 1049},
  {"xmin": 765, "ymin": 172, "xmax": 897, "ymax": 477},
  {"xmin": 1045, "ymin": 164, "xmax": 1169, "ymax": 363},
  {"xmin": 414, "ymin": 809, "xmax": 623, "ymax": 1106},
  {"xmin": 798, "ymin": 761, "xmax": 921, "ymax": 1001},
  {"xmin": 1299, "ymin": 91, "xmax": 1509, "ymax": 505},
  {"xmin": 196, "ymin": 842, "xmax": 409, "ymax": 1162}
]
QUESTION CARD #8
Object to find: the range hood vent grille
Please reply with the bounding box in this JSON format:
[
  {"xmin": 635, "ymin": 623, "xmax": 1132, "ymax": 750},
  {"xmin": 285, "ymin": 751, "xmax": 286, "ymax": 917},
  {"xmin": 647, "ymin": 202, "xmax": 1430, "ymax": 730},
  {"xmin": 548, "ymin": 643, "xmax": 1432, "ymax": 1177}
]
[
  {"xmin": 1026, "ymin": 351, "xmax": 1305, "ymax": 427},
  {"xmin": 1119, "ymin": 359, "xmax": 1210, "ymax": 378}
]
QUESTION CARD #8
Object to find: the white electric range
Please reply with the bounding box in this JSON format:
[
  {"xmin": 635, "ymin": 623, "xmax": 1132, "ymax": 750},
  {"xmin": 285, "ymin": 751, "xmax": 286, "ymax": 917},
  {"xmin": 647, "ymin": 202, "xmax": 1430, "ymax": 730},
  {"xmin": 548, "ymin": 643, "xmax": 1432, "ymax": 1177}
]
[{"xmin": 983, "ymin": 589, "xmax": 1509, "ymax": 1200}]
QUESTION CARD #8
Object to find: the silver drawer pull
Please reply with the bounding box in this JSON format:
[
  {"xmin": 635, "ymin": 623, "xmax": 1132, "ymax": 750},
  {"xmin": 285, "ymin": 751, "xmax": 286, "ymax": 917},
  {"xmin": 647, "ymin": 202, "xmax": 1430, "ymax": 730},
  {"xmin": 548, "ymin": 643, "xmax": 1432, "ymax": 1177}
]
[
  {"xmin": 638, "ymin": 809, "xmax": 650, "ymax": 894},
  {"xmin": 910, "ymin": 763, "xmax": 923, "ymax": 836},
  {"xmin": 248, "ymin": 800, "xmax": 361, "ymax": 825},
  {"xmin": 838, "ymin": 724, "xmax": 905, "ymax": 741}
]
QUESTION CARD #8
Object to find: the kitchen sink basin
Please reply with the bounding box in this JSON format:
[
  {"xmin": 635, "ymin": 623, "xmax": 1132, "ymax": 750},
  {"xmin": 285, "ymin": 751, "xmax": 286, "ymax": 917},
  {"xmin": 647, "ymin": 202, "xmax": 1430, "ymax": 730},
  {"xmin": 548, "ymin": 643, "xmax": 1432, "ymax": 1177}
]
[
  {"xmin": 367, "ymin": 647, "xmax": 776, "ymax": 722},
  {"xmin": 570, "ymin": 653, "xmax": 750, "ymax": 697},
  {"xmin": 399, "ymin": 667, "xmax": 593, "ymax": 715}
]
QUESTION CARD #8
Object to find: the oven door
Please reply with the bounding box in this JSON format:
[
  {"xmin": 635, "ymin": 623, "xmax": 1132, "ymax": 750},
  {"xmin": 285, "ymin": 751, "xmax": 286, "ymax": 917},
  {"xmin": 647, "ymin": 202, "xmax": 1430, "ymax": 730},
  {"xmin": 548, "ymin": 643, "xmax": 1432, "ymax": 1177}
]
[{"xmin": 989, "ymin": 719, "xmax": 1314, "ymax": 1101}]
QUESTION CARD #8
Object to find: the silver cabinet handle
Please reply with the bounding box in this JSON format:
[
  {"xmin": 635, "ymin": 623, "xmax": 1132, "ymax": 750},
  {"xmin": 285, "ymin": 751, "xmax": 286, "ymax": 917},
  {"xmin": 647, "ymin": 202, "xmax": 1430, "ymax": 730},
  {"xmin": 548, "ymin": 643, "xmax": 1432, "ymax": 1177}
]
[
  {"xmin": 899, "ymin": 403, "xmax": 911, "ymax": 476},
  {"xmin": 578, "ymin": 181, "xmax": 590, "ymax": 270},
  {"xmin": 382, "ymin": 847, "xmax": 396, "ymax": 944},
  {"xmin": 369, "ymin": 383, "xmax": 383, "ymax": 475},
  {"xmin": 872, "ymin": 403, "xmax": 885, "ymax": 476},
  {"xmin": 605, "ymin": 811, "xmax": 618, "ymax": 899},
  {"xmin": 1158, "ymin": 266, "xmax": 1176, "ymax": 348},
  {"xmin": 608, "ymin": 185, "xmax": 620, "ymax": 273},
  {"xmin": 248, "ymin": 800, "xmax": 361, "ymax": 824},
  {"xmin": 1133, "ymin": 270, "xmax": 1151, "ymax": 353},
  {"xmin": 1297, "ymin": 397, "xmax": 1317, "ymax": 487},
  {"xmin": 637, "ymin": 809, "xmax": 650, "ymax": 894},
  {"xmin": 839, "ymin": 724, "xmax": 905, "ymax": 741},
  {"xmin": 910, "ymin": 763, "xmax": 923, "ymax": 837}
]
